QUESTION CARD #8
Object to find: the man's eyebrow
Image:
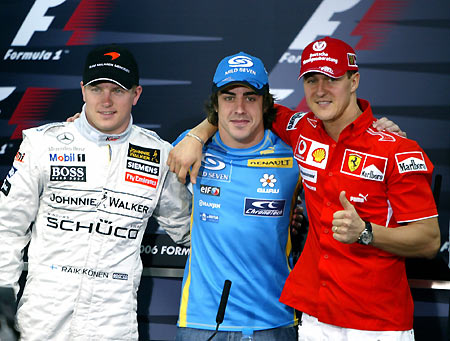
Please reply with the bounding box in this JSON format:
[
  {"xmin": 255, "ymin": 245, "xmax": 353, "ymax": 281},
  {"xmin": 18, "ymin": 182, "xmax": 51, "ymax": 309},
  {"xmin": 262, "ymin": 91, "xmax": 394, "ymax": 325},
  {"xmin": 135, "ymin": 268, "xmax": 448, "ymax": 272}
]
[{"xmin": 220, "ymin": 90, "xmax": 258, "ymax": 96}]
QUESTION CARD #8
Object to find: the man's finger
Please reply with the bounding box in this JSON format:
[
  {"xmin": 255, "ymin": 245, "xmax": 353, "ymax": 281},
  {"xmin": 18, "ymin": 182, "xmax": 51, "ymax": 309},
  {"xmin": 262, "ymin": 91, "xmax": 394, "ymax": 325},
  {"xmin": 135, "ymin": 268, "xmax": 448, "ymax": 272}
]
[
  {"xmin": 177, "ymin": 166, "xmax": 188, "ymax": 184},
  {"xmin": 189, "ymin": 160, "xmax": 201, "ymax": 185},
  {"xmin": 339, "ymin": 191, "xmax": 354, "ymax": 210}
]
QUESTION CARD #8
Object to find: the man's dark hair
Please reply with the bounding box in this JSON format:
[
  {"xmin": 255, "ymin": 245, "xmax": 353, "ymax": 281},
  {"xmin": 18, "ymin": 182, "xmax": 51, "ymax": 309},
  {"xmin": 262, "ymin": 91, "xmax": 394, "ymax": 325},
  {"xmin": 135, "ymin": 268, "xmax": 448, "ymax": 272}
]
[
  {"xmin": 347, "ymin": 70, "xmax": 358, "ymax": 78},
  {"xmin": 205, "ymin": 89, "xmax": 276, "ymax": 129}
]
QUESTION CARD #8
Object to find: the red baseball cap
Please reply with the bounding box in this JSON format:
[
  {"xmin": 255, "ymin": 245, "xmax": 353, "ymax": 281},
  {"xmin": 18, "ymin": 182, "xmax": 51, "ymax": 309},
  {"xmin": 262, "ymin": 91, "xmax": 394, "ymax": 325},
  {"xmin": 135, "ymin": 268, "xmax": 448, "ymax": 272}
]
[{"xmin": 299, "ymin": 37, "xmax": 358, "ymax": 79}]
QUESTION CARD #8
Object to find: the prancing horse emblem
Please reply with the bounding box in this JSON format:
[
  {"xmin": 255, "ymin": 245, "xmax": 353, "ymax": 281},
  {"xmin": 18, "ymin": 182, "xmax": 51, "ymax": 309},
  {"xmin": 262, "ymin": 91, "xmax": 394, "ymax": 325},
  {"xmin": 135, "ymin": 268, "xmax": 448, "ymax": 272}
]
[{"xmin": 348, "ymin": 153, "xmax": 362, "ymax": 172}]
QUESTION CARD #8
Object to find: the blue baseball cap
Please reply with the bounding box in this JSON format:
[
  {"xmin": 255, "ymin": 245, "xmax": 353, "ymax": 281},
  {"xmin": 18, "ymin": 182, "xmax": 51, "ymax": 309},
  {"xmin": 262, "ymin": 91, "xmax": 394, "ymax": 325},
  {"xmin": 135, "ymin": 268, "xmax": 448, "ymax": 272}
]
[{"xmin": 212, "ymin": 52, "xmax": 269, "ymax": 95}]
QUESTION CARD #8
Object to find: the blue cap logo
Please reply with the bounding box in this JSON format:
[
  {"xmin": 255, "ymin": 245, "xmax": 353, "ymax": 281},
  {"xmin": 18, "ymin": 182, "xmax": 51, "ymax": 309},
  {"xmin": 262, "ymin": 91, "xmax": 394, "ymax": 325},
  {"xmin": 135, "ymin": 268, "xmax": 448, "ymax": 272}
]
[
  {"xmin": 212, "ymin": 52, "xmax": 268, "ymax": 94},
  {"xmin": 227, "ymin": 55, "xmax": 254, "ymax": 68}
]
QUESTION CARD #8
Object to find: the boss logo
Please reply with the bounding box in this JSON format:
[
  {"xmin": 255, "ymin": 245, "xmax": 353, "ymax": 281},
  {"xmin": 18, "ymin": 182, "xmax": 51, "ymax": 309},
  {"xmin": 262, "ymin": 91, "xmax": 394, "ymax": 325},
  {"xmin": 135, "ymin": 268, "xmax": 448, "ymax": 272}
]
[{"xmin": 50, "ymin": 166, "xmax": 86, "ymax": 182}]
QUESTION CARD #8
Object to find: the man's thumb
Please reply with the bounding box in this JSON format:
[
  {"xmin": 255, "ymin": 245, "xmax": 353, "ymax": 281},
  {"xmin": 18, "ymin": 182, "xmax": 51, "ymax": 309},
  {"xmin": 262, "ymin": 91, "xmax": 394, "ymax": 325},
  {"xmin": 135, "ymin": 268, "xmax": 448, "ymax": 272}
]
[{"xmin": 339, "ymin": 191, "xmax": 353, "ymax": 210}]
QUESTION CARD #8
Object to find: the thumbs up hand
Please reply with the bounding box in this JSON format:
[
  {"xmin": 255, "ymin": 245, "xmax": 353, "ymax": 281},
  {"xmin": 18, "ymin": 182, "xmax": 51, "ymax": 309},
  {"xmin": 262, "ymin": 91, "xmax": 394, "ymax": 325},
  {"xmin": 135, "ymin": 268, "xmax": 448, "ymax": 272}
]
[{"xmin": 331, "ymin": 191, "xmax": 365, "ymax": 244}]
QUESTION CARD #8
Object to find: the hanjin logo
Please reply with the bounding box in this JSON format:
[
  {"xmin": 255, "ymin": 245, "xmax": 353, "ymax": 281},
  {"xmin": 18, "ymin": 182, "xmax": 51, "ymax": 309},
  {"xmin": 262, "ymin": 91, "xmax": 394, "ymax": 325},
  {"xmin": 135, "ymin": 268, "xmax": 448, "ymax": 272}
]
[{"xmin": 50, "ymin": 166, "xmax": 86, "ymax": 182}]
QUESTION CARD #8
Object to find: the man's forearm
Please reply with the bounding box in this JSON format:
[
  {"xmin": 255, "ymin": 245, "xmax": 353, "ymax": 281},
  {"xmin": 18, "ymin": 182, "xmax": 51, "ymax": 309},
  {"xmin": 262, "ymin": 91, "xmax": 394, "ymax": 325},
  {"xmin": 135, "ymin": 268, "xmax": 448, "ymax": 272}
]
[
  {"xmin": 371, "ymin": 217, "xmax": 440, "ymax": 259},
  {"xmin": 189, "ymin": 119, "xmax": 217, "ymax": 143}
]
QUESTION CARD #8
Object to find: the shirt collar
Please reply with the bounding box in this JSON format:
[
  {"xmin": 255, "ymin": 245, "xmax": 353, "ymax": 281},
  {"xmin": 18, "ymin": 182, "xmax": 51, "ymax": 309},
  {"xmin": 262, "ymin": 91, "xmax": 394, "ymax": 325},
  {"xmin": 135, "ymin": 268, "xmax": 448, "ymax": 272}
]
[{"xmin": 75, "ymin": 104, "xmax": 132, "ymax": 146}]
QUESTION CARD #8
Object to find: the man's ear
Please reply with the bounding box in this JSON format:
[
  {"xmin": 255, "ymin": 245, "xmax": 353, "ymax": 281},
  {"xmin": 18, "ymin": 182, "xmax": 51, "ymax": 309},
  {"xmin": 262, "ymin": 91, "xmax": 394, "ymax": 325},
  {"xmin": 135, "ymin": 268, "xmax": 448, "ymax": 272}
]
[
  {"xmin": 350, "ymin": 72, "xmax": 360, "ymax": 93},
  {"xmin": 80, "ymin": 81, "xmax": 86, "ymax": 102}
]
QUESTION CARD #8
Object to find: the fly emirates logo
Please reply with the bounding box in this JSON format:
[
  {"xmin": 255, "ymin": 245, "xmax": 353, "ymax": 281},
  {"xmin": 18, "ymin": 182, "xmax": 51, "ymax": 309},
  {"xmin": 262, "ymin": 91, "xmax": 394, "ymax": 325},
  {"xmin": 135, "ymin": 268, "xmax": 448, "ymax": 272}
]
[{"xmin": 125, "ymin": 172, "xmax": 158, "ymax": 188}]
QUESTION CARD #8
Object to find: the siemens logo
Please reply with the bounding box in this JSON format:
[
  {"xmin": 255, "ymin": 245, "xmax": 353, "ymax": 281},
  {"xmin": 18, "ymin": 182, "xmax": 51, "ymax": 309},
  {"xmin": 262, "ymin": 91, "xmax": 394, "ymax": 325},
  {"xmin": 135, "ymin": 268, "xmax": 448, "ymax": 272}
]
[{"xmin": 126, "ymin": 160, "xmax": 159, "ymax": 176}]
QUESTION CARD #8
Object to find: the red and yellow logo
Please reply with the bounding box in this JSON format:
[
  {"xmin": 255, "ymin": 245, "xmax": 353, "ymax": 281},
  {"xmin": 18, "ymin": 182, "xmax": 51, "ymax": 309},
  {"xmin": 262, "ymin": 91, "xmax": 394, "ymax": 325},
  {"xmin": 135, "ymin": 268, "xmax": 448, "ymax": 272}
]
[{"xmin": 312, "ymin": 148, "xmax": 326, "ymax": 163}]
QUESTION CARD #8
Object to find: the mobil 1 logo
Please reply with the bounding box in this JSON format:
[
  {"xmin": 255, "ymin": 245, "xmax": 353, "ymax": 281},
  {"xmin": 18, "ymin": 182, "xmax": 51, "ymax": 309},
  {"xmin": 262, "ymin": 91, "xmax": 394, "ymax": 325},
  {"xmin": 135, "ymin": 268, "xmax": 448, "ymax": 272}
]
[{"xmin": 50, "ymin": 166, "xmax": 86, "ymax": 182}]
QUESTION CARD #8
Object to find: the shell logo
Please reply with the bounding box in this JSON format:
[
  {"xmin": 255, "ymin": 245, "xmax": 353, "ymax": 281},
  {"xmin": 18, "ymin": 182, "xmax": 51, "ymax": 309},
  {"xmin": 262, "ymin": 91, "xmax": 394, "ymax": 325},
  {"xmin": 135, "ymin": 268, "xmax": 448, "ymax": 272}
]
[{"xmin": 312, "ymin": 148, "xmax": 326, "ymax": 163}]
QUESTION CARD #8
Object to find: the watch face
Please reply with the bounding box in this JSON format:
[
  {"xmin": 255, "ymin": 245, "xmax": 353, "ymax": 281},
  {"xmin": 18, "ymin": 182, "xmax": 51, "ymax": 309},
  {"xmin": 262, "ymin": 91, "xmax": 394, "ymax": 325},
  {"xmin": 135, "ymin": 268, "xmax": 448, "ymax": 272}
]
[{"xmin": 360, "ymin": 230, "xmax": 373, "ymax": 245}]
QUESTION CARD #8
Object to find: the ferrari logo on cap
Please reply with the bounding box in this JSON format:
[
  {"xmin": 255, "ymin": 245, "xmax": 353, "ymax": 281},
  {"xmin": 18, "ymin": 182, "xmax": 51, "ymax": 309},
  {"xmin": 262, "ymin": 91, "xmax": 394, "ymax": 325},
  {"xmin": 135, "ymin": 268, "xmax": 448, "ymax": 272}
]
[{"xmin": 347, "ymin": 53, "xmax": 357, "ymax": 67}]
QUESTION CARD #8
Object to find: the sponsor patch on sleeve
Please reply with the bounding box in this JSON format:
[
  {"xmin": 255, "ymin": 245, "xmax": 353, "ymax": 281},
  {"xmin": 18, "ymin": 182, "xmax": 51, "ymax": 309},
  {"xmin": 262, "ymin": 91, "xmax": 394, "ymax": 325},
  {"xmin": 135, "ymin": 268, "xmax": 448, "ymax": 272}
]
[
  {"xmin": 286, "ymin": 112, "xmax": 307, "ymax": 130},
  {"xmin": 340, "ymin": 149, "xmax": 387, "ymax": 182},
  {"xmin": 395, "ymin": 151, "xmax": 427, "ymax": 173},
  {"xmin": 15, "ymin": 151, "xmax": 25, "ymax": 163}
]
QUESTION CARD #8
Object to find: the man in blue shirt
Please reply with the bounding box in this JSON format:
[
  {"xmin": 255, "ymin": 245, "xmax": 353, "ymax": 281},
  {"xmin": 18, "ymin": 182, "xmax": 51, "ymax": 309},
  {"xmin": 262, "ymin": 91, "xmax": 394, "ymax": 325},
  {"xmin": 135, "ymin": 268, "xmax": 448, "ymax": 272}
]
[{"xmin": 174, "ymin": 52, "xmax": 300, "ymax": 340}]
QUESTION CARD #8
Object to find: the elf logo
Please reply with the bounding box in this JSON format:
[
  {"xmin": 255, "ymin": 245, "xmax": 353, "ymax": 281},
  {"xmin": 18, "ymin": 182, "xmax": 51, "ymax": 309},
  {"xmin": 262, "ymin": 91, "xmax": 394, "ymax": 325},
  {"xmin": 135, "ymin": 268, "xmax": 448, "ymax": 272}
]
[{"xmin": 200, "ymin": 185, "xmax": 220, "ymax": 196}]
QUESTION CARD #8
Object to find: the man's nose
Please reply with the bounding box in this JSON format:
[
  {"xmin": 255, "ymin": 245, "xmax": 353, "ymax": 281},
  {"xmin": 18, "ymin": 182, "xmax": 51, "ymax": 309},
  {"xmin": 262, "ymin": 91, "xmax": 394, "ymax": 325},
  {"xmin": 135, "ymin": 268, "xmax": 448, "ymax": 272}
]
[{"xmin": 101, "ymin": 90, "xmax": 113, "ymax": 106}]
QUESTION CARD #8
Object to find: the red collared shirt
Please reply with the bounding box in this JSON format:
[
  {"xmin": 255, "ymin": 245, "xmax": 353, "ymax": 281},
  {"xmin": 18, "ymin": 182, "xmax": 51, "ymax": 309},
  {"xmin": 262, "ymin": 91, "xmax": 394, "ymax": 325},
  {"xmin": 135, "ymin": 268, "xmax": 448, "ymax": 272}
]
[{"xmin": 273, "ymin": 99, "xmax": 438, "ymax": 331}]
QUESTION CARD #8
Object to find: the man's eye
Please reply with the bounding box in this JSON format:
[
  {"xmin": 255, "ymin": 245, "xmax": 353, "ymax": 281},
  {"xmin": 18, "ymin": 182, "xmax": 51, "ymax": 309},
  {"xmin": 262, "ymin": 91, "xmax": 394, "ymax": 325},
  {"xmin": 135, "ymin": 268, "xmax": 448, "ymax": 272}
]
[
  {"xmin": 246, "ymin": 97, "xmax": 256, "ymax": 102},
  {"xmin": 113, "ymin": 88, "xmax": 125, "ymax": 94}
]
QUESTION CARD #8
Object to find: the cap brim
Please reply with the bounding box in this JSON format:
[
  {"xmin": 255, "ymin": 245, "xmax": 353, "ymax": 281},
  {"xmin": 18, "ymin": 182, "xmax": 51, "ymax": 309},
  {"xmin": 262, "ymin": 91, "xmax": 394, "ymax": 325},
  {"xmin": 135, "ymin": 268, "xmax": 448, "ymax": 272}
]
[
  {"xmin": 84, "ymin": 78, "xmax": 130, "ymax": 90},
  {"xmin": 213, "ymin": 81, "xmax": 268, "ymax": 95}
]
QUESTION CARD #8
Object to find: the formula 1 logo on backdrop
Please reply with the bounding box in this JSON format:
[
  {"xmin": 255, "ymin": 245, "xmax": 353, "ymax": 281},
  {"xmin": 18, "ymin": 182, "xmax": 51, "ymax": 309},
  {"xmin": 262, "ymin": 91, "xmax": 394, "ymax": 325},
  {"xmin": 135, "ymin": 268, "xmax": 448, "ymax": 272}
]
[
  {"xmin": 11, "ymin": 0, "xmax": 67, "ymax": 47},
  {"xmin": 4, "ymin": 0, "xmax": 117, "ymax": 61}
]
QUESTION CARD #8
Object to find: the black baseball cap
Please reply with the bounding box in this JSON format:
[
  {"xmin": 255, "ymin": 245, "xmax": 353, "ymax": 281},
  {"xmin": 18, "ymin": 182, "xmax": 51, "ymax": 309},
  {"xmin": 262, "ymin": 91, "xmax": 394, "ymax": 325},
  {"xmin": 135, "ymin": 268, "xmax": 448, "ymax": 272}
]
[{"xmin": 82, "ymin": 44, "xmax": 139, "ymax": 90}]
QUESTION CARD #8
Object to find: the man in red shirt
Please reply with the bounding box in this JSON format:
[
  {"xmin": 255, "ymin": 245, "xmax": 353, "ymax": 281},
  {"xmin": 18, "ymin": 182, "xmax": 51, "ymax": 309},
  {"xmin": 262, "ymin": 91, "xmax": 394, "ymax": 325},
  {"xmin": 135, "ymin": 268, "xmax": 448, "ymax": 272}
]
[{"xmin": 272, "ymin": 37, "xmax": 440, "ymax": 340}]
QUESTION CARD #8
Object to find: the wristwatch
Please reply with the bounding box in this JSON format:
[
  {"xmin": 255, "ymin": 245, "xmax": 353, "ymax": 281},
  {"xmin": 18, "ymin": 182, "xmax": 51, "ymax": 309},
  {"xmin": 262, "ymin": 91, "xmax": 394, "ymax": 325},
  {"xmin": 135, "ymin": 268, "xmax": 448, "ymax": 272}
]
[{"xmin": 357, "ymin": 221, "xmax": 373, "ymax": 245}]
